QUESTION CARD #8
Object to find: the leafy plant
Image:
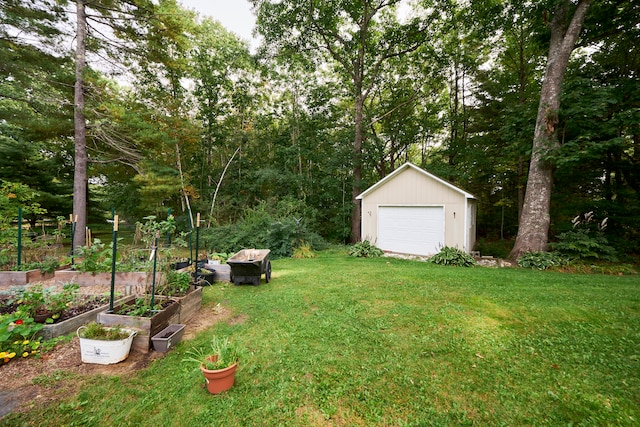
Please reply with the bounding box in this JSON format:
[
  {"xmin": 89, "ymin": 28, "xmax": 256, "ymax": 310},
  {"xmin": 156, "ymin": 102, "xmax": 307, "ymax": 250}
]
[
  {"xmin": 14, "ymin": 283, "xmax": 79, "ymax": 322},
  {"xmin": 0, "ymin": 313, "xmax": 43, "ymax": 366},
  {"xmin": 348, "ymin": 240, "xmax": 384, "ymax": 258},
  {"xmin": 292, "ymin": 241, "xmax": 315, "ymax": 259},
  {"xmin": 200, "ymin": 201, "xmax": 327, "ymax": 259},
  {"xmin": 19, "ymin": 256, "xmax": 61, "ymax": 274},
  {"xmin": 429, "ymin": 246, "xmax": 476, "ymax": 267},
  {"xmin": 550, "ymin": 212, "xmax": 618, "ymax": 262},
  {"xmin": 78, "ymin": 322, "xmax": 131, "ymax": 341},
  {"xmin": 157, "ymin": 271, "xmax": 191, "ymax": 296},
  {"xmin": 115, "ymin": 297, "xmax": 174, "ymax": 317},
  {"xmin": 72, "ymin": 239, "xmax": 112, "ymax": 272},
  {"xmin": 183, "ymin": 336, "xmax": 240, "ymax": 371},
  {"xmin": 517, "ymin": 251, "xmax": 567, "ymax": 270}
]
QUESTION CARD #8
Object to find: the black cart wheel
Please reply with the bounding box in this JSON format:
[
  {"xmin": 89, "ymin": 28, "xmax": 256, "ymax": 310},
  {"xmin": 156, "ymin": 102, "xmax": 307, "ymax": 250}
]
[
  {"xmin": 265, "ymin": 261, "xmax": 272, "ymax": 283},
  {"xmin": 230, "ymin": 272, "xmax": 238, "ymax": 286}
]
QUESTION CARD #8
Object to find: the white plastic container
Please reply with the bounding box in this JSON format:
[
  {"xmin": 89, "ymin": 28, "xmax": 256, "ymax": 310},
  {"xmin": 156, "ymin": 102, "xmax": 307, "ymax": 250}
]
[{"xmin": 77, "ymin": 326, "xmax": 137, "ymax": 365}]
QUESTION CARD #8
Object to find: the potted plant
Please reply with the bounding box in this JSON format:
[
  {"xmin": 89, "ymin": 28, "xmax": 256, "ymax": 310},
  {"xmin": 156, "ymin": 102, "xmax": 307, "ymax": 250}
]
[
  {"xmin": 76, "ymin": 321, "xmax": 136, "ymax": 365},
  {"xmin": 184, "ymin": 336, "xmax": 241, "ymax": 394}
]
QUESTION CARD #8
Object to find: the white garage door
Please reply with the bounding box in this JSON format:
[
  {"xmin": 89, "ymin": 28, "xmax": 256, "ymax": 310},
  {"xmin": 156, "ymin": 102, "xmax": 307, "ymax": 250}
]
[{"xmin": 378, "ymin": 206, "xmax": 444, "ymax": 256}]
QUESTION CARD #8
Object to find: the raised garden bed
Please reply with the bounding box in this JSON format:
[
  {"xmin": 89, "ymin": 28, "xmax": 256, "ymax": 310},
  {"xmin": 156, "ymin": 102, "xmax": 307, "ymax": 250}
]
[
  {"xmin": 171, "ymin": 285, "xmax": 203, "ymax": 324},
  {"xmin": 0, "ymin": 269, "xmax": 55, "ymax": 287},
  {"xmin": 40, "ymin": 295, "xmax": 132, "ymax": 340},
  {"xmin": 97, "ymin": 297, "xmax": 180, "ymax": 353},
  {"xmin": 53, "ymin": 270, "xmax": 163, "ymax": 294}
]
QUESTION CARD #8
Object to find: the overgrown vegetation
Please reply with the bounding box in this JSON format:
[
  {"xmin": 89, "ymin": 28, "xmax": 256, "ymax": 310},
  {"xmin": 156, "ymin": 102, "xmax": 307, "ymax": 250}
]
[{"xmin": 200, "ymin": 201, "xmax": 327, "ymax": 259}]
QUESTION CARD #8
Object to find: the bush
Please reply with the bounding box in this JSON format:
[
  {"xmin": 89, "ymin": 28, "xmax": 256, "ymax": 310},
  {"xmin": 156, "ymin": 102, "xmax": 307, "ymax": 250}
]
[
  {"xmin": 429, "ymin": 246, "xmax": 476, "ymax": 267},
  {"xmin": 348, "ymin": 241, "xmax": 384, "ymax": 258},
  {"xmin": 200, "ymin": 201, "xmax": 327, "ymax": 259},
  {"xmin": 517, "ymin": 251, "xmax": 567, "ymax": 270},
  {"xmin": 551, "ymin": 229, "xmax": 618, "ymax": 262},
  {"xmin": 550, "ymin": 212, "xmax": 618, "ymax": 262},
  {"xmin": 292, "ymin": 241, "xmax": 315, "ymax": 259}
]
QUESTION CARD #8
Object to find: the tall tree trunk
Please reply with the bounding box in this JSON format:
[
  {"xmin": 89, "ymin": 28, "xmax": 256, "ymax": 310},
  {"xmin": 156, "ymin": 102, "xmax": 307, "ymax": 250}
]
[
  {"xmin": 351, "ymin": 92, "xmax": 364, "ymax": 243},
  {"xmin": 510, "ymin": 0, "xmax": 591, "ymax": 259},
  {"xmin": 73, "ymin": 0, "xmax": 88, "ymax": 249}
]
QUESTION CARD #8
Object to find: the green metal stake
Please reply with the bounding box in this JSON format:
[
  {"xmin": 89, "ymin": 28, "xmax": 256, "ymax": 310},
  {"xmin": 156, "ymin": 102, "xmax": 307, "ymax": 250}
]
[
  {"xmin": 70, "ymin": 214, "xmax": 76, "ymax": 268},
  {"xmin": 195, "ymin": 212, "xmax": 200, "ymax": 266},
  {"xmin": 108, "ymin": 215, "xmax": 118, "ymax": 313},
  {"xmin": 150, "ymin": 232, "xmax": 159, "ymax": 311},
  {"xmin": 166, "ymin": 208, "xmax": 172, "ymax": 247},
  {"xmin": 17, "ymin": 207, "xmax": 22, "ymax": 270},
  {"xmin": 189, "ymin": 216, "xmax": 193, "ymax": 263}
]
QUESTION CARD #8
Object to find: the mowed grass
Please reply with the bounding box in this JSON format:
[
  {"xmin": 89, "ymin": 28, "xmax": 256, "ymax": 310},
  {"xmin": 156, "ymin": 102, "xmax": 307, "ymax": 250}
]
[{"xmin": 3, "ymin": 249, "xmax": 639, "ymax": 426}]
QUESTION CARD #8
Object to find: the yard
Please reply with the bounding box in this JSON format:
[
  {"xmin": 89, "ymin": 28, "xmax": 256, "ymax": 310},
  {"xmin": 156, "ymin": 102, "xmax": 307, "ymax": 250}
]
[{"xmin": 1, "ymin": 248, "xmax": 639, "ymax": 426}]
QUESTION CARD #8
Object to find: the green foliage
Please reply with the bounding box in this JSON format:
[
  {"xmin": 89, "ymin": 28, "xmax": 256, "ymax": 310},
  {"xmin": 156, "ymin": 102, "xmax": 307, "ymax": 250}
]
[
  {"xmin": 135, "ymin": 215, "xmax": 178, "ymax": 249},
  {"xmin": 552, "ymin": 229, "xmax": 618, "ymax": 262},
  {"xmin": 114, "ymin": 297, "xmax": 174, "ymax": 317},
  {"xmin": 73, "ymin": 239, "xmax": 149, "ymax": 273},
  {"xmin": 200, "ymin": 201, "xmax": 326, "ymax": 259},
  {"xmin": 0, "ymin": 180, "xmax": 46, "ymax": 232},
  {"xmin": 157, "ymin": 271, "xmax": 191, "ymax": 297},
  {"xmin": 183, "ymin": 335, "xmax": 240, "ymax": 371},
  {"xmin": 517, "ymin": 251, "xmax": 567, "ymax": 270},
  {"xmin": 550, "ymin": 213, "xmax": 618, "ymax": 262},
  {"xmin": 429, "ymin": 246, "xmax": 476, "ymax": 267},
  {"xmin": 0, "ymin": 313, "xmax": 43, "ymax": 366},
  {"xmin": 73, "ymin": 239, "xmax": 112, "ymax": 272},
  {"xmin": 14, "ymin": 283, "xmax": 79, "ymax": 321},
  {"xmin": 77, "ymin": 322, "xmax": 131, "ymax": 341},
  {"xmin": 474, "ymin": 238, "xmax": 512, "ymax": 259},
  {"xmin": 292, "ymin": 241, "xmax": 315, "ymax": 259},
  {"xmin": 348, "ymin": 240, "xmax": 384, "ymax": 258}
]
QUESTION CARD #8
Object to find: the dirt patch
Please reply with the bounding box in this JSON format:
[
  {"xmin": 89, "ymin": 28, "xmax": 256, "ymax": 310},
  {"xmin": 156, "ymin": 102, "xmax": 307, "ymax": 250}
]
[{"xmin": 0, "ymin": 302, "xmax": 234, "ymax": 419}]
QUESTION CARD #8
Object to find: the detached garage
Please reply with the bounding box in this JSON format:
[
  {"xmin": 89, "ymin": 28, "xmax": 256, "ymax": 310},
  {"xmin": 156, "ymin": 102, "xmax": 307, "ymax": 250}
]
[{"xmin": 356, "ymin": 162, "xmax": 477, "ymax": 256}]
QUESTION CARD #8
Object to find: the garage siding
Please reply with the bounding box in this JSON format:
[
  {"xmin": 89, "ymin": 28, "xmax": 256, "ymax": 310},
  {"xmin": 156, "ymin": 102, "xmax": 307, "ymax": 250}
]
[{"xmin": 358, "ymin": 163, "xmax": 476, "ymax": 254}]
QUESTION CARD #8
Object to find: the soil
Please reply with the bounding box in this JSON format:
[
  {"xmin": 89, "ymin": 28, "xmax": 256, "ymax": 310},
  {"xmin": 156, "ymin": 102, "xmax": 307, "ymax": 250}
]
[{"xmin": 0, "ymin": 299, "xmax": 236, "ymax": 420}]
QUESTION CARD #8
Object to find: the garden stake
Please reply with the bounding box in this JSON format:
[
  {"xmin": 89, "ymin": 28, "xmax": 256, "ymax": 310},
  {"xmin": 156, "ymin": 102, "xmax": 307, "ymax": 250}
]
[
  {"xmin": 108, "ymin": 215, "xmax": 118, "ymax": 313},
  {"xmin": 151, "ymin": 231, "xmax": 159, "ymax": 311},
  {"xmin": 17, "ymin": 207, "xmax": 22, "ymax": 269},
  {"xmin": 194, "ymin": 213, "xmax": 201, "ymax": 274},
  {"xmin": 69, "ymin": 214, "xmax": 76, "ymax": 267},
  {"xmin": 166, "ymin": 208, "xmax": 172, "ymax": 247}
]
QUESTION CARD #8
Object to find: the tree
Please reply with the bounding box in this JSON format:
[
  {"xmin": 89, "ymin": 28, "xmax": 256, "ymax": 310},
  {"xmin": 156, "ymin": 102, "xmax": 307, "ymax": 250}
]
[
  {"xmin": 509, "ymin": 0, "xmax": 591, "ymax": 259},
  {"xmin": 252, "ymin": 0, "xmax": 435, "ymax": 242}
]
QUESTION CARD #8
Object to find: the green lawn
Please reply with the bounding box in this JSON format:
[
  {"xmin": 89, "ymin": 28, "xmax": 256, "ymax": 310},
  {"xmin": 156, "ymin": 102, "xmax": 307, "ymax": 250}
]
[{"xmin": 3, "ymin": 249, "xmax": 639, "ymax": 426}]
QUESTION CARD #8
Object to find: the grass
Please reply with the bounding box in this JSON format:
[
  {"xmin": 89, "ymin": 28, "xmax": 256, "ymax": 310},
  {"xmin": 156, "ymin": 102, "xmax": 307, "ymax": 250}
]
[{"xmin": 2, "ymin": 248, "xmax": 639, "ymax": 426}]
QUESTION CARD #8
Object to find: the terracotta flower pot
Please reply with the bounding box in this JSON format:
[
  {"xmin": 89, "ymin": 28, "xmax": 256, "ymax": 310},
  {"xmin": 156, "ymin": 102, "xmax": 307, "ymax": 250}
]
[{"xmin": 200, "ymin": 355, "xmax": 238, "ymax": 394}]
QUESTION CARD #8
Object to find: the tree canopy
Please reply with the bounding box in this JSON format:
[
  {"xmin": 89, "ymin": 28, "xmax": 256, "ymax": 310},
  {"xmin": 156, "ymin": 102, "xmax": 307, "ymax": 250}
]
[{"xmin": 1, "ymin": 0, "xmax": 638, "ymax": 259}]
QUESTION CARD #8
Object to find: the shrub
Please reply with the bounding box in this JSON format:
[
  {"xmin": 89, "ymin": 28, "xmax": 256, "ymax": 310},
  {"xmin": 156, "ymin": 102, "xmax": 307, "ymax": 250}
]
[
  {"xmin": 348, "ymin": 241, "xmax": 384, "ymax": 258},
  {"xmin": 292, "ymin": 241, "xmax": 315, "ymax": 259},
  {"xmin": 429, "ymin": 246, "xmax": 476, "ymax": 267},
  {"xmin": 200, "ymin": 202, "xmax": 326, "ymax": 259},
  {"xmin": 517, "ymin": 251, "xmax": 567, "ymax": 270},
  {"xmin": 550, "ymin": 212, "xmax": 618, "ymax": 262}
]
